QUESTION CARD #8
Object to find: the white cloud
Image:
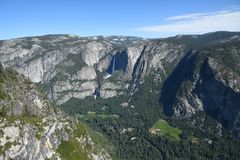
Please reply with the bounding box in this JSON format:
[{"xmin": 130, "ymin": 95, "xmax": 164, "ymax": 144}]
[
  {"xmin": 166, "ymin": 13, "xmax": 208, "ymax": 21},
  {"xmin": 136, "ymin": 9, "xmax": 240, "ymax": 35}
]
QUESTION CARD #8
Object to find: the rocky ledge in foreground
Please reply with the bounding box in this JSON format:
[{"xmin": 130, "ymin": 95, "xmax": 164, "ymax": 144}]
[{"xmin": 0, "ymin": 64, "xmax": 113, "ymax": 160}]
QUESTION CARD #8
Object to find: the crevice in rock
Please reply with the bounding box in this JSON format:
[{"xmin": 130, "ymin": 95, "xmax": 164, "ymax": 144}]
[{"xmin": 128, "ymin": 46, "xmax": 147, "ymax": 94}]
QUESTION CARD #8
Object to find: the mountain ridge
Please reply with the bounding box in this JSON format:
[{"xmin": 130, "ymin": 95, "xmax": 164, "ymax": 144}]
[{"xmin": 1, "ymin": 31, "xmax": 240, "ymax": 41}]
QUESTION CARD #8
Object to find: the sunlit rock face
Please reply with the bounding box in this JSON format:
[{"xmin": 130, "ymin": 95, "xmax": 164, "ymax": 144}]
[
  {"xmin": 2, "ymin": 35, "xmax": 179, "ymax": 103},
  {"xmin": 0, "ymin": 64, "xmax": 112, "ymax": 160},
  {"xmin": 72, "ymin": 66, "xmax": 97, "ymax": 80}
]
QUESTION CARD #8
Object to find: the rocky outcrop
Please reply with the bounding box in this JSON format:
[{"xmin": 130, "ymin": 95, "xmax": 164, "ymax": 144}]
[
  {"xmin": 82, "ymin": 41, "xmax": 113, "ymax": 66},
  {"xmin": 0, "ymin": 64, "xmax": 113, "ymax": 160},
  {"xmin": 52, "ymin": 81, "xmax": 98, "ymax": 104},
  {"xmin": 72, "ymin": 66, "xmax": 97, "ymax": 80}
]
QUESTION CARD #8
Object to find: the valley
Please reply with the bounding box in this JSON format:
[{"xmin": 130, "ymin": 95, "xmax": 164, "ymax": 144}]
[{"xmin": 0, "ymin": 31, "xmax": 240, "ymax": 159}]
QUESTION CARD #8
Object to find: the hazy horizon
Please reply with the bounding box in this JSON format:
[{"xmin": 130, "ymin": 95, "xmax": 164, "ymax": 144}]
[{"xmin": 1, "ymin": 30, "xmax": 240, "ymax": 41}]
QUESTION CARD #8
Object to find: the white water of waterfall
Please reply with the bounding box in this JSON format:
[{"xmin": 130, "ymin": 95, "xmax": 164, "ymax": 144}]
[{"xmin": 111, "ymin": 56, "xmax": 116, "ymax": 74}]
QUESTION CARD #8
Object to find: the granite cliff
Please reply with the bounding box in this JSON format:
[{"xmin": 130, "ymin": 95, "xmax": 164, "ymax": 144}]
[{"xmin": 0, "ymin": 64, "xmax": 113, "ymax": 160}]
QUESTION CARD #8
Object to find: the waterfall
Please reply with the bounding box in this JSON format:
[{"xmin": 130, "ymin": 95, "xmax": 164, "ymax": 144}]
[{"xmin": 111, "ymin": 56, "xmax": 116, "ymax": 74}]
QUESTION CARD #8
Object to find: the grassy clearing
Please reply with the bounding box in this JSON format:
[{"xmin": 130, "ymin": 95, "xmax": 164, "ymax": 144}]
[
  {"xmin": 151, "ymin": 119, "xmax": 182, "ymax": 141},
  {"xmin": 76, "ymin": 113, "xmax": 119, "ymax": 120}
]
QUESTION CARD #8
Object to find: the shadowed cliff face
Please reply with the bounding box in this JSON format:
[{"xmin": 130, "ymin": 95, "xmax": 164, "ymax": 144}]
[
  {"xmin": 193, "ymin": 59, "xmax": 240, "ymax": 132},
  {"xmin": 160, "ymin": 51, "xmax": 197, "ymax": 116},
  {"xmin": 160, "ymin": 44, "xmax": 240, "ymax": 137},
  {"xmin": 107, "ymin": 50, "xmax": 128, "ymax": 74}
]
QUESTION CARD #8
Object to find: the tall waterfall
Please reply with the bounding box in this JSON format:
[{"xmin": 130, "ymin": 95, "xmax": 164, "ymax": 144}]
[{"xmin": 111, "ymin": 56, "xmax": 116, "ymax": 74}]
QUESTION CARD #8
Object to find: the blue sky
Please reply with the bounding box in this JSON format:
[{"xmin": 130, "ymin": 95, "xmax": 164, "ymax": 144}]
[{"xmin": 0, "ymin": 0, "xmax": 240, "ymax": 39}]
